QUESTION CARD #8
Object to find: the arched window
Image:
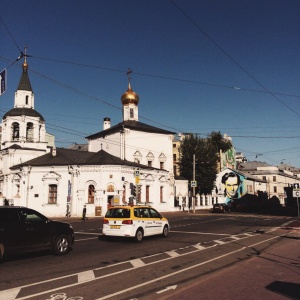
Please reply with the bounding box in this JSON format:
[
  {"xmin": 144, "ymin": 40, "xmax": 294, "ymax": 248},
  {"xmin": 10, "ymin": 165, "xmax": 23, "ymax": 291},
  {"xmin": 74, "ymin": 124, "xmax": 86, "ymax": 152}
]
[
  {"xmin": 26, "ymin": 122, "xmax": 34, "ymax": 142},
  {"xmin": 88, "ymin": 185, "xmax": 95, "ymax": 204},
  {"xmin": 130, "ymin": 108, "xmax": 134, "ymax": 119},
  {"xmin": 12, "ymin": 122, "xmax": 20, "ymax": 141},
  {"xmin": 146, "ymin": 185, "xmax": 150, "ymax": 203},
  {"xmin": 107, "ymin": 184, "xmax": 115, "ymax": 192},
  {"xmin": 25, "ymin": 95, "xmax": 29, "ymax": 105},
  {"xmin": 160, "ymin": 186, "xmax": 163, "ymax": 203}
]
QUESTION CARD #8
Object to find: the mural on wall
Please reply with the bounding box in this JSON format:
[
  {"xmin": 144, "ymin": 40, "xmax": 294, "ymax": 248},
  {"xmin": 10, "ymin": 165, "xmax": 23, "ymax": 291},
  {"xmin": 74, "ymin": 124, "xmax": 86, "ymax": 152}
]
[
  {"xmin": 218, "ymin": 170, "xmax": 246, "ymax": 206},
  {"xmin": 221, "ymin": 148, "xmax": 236, "ymax": 171}
]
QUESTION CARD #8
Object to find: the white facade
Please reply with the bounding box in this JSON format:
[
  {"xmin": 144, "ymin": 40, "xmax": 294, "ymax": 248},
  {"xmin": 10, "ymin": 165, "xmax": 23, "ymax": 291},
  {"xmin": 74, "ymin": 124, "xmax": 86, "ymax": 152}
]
[
  {"xmin": 0, "ymin": 61, "xmax": 182, "ymax": 216},
  {"xmin": 89, "ymin": 129, "xmax": 174, "ymax": 173},
  {"xmin": 7, "ymin": 160, "xmax": 170, "ymax": 218}
]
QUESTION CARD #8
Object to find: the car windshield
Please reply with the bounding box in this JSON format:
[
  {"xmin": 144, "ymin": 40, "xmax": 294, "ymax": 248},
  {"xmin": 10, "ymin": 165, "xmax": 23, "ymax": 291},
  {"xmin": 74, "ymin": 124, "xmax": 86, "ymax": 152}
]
[{"xmin": 105, "ymin": 208, "xmax": 130, "ymax": 218}]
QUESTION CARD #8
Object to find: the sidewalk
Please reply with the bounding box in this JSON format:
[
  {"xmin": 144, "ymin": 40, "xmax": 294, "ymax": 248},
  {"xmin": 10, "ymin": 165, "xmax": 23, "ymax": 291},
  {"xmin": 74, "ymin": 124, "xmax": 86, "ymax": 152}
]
[{"xmin": 160, "ymin": 219, "xmax": 300, "ymax": 300}]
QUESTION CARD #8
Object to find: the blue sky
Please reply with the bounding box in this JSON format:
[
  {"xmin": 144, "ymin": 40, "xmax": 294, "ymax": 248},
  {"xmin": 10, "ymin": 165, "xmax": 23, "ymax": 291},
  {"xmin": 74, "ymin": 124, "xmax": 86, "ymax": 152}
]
[{"xmin": 1, "ymin": 0, "xmax": 299, "ymax": 167}]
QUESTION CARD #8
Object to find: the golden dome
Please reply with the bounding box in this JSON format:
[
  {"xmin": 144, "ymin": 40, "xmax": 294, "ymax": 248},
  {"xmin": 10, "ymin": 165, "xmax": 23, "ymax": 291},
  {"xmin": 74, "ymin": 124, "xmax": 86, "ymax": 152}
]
[{"xmin": 121, "ymin": 83, "xmax": 139, "ymax": 105}]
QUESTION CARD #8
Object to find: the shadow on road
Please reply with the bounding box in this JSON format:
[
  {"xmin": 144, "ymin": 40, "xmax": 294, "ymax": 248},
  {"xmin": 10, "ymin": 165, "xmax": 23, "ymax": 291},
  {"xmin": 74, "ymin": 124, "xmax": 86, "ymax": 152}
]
[{"xmin": 266, "ymin": 281, "xmax": 300, "ymax": 300}]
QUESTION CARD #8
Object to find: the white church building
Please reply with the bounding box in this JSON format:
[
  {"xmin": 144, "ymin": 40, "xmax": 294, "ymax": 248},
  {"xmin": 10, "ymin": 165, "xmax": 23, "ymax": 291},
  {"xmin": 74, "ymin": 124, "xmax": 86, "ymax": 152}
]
[{"xmin": 0, "ymin": 57, "xmax": 186, "ymax": 217}]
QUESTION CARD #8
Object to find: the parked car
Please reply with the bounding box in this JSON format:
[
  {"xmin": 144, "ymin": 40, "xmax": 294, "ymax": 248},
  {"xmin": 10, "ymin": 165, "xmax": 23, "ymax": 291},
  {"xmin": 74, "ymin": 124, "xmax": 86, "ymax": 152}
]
[
  {"xmin": 212, "ymin": 203, "xmax": 230, "ymax": 213},
  {"xmin": 0, "ymin": 206, "xmax": 74, "ymax": 261},
  {"xmin": 102, "ymin": 205, "xmax": 169, "ymax": 242}
]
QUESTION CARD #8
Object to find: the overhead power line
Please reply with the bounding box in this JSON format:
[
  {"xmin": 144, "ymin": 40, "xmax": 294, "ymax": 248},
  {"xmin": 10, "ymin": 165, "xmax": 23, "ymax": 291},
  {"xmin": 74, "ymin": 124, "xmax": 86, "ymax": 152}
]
[
  {"xmin": 169, "ymin": 0, "xmax": 300, "ymax": 117},
  {"xmin": 30, "ymin": 55, "xmax": 300, "ymax": 99}
]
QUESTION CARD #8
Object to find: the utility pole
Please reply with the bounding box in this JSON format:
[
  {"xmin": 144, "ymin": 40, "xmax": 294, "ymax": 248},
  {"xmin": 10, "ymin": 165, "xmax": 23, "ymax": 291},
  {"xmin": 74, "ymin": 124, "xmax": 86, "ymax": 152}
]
[{"xmin": 193, "ymin": 154, "xmax": 195, "ymax": 213}]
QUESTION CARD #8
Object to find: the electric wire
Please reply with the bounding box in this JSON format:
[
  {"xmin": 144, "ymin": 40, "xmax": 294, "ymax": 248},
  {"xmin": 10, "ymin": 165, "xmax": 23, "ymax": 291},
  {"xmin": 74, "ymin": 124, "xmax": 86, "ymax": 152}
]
[{"xmin": 169, "ymin": 0, "xmax": 300, "ymax": 117}]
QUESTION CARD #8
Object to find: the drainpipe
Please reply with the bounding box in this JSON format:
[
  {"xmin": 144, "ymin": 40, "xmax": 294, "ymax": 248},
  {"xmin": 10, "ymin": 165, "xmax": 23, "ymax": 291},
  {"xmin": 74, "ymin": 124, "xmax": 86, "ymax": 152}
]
[{"xmin": 26, "ymin": 166, "xmax": 32, "ymax": 207}]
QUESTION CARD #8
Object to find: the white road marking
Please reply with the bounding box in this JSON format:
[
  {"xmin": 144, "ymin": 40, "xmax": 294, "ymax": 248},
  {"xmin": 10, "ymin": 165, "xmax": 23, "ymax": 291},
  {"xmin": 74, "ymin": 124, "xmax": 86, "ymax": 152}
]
[
  {"xmin": 78, "ymin": 270, "xmax": 95, "ymax": 283},
  {"xmin": 0, "ymin": 287, "xmax": 21, "ymax": 300},
  {"xmin": 193, "ymin": 244, "xmax": 206, "ymax": 250},
  {"xmin": 130, "ymin": 259, "xmax": 145, "ymax": 268},
  {"xmin": 0, "ymin": 224, "xmax": 289, "ymax": 300},
  {"xmin": 156, "ymin": 285, "xmax": 177, "ymax": 294},
  {"xmin": 214, "ymin": 240, "xmax": 226, "ymax": 245},
  {"xmin": 74, "ymin": 232, "xmax": 100, "ymax": 235},
  {"xmin": 166, "ymin": 250, "xmax": 180, "ymax": 257},
  {"xmin": 96, "ymin": 235, "xmax": 281, "ymax": 300},
  {"xmin": 171, "ymin": 230, "xmax": 230, "ymax": 236}
]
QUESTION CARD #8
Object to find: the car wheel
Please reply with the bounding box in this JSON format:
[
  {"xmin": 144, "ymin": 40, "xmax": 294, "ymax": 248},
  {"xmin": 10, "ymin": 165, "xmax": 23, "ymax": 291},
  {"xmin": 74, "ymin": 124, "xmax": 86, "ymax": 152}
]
[
  {"xmin": 162, "ymin": 225, "xmax": 169, "ymax": 237},
  {"xmin": 134, "ymin": 228, "xmax": 144, "ymax": 243},
  {"xmin": 52, "ymin": 234, "xmax": 71, "ymax": 255}
]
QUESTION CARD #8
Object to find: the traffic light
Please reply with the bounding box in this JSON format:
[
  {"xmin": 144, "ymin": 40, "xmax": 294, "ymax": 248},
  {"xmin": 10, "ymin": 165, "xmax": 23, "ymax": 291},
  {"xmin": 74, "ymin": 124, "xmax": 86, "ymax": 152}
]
[
  {"xmin": 137, "ymin": 185, "xmax": 141, "ymax": 196},
  {"xmin": 130, "ymin": 183, "xmax": 136, "ymax": 196}
]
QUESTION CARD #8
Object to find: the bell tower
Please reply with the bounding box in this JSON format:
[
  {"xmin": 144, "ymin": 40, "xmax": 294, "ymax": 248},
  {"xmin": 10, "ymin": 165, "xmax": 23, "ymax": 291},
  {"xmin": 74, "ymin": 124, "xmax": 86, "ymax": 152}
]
[{"xmin": 1, "ymin": 50, "xmax": 47, "ymax": 151}]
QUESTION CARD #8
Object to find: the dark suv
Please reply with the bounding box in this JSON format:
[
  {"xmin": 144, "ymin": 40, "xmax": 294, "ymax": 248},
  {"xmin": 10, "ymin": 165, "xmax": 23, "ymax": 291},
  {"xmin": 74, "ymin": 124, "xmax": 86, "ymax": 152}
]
[{"xmin": 0, "ymin": 206, "xmax": 74, "ymax": 261}]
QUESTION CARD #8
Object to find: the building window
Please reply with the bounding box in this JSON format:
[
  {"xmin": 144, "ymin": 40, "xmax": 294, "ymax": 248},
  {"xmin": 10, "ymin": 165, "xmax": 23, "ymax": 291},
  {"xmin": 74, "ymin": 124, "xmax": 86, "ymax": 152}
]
[
  {"xmin": 173, "ymin": 165, "xmax": 177, "ymax": 175},
  {"xmin": 133, "ymin": 151, "xmax": 142, "ymax": 164},
  {"xmin": 148, "ymin": 161, "xmax": 152, "ymax": 167},
  {"xmin": 88, "ymin": 185, "xmax": 95, "ymax": 203},
  {"xmin": 173, "ymin": 143, "xmax": 176, "ymax": 148},
  {"xmin": 274, "ymin": 186, "xmax": 277, "ymax": 193},
  {"xmin": 263, "ymin": 176, "xmax": 267, "ymax": 181},
  {"xmin": 25, "ymin": 95, "xmax": 29, "ymax": 105},
  {"xmin": 160, "ymin": 162, "xmax": 164, "ymax": 169},
  {"xmin": 248, "ymin": 185, "xmax": 253, "ymax": 193},
  {"xmin": 48, "ymin": 184, "xmax": 57, "ymax": 204},
  {"xmin": 130, "ymin": 108, "xmax": 134, "ymax": 118},
  {"xmin": 26, "ymin": 122, "xmax": 34, "ymax": 142},
  {"xmin": 173, "ymin": 154, "xmax": 176, "ymax": 161},
  {"xmin": 107, "ymin": 184, "xmax": 114, "ymax": 192},
  {"xmin": 146, "ymin": 185, "xmax": 150, "ymax": 203},
  {"xmin": 12, "ymin": 122, "xmax": 20, "ymax": 141},
  {"xmin": 160, "ymin": 186, "xmax": 163, "ymax": 202},
  {"xmin": 273, "ymin": 176, "xmax": 276, "ymax": 182}
]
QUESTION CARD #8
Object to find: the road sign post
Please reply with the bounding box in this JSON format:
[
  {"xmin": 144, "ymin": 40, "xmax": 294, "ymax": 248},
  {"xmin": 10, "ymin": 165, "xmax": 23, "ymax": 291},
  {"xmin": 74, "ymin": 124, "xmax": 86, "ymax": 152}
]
[{"xmin": 293, "ymin": 186, "xmax": 300, "ymax": 219}]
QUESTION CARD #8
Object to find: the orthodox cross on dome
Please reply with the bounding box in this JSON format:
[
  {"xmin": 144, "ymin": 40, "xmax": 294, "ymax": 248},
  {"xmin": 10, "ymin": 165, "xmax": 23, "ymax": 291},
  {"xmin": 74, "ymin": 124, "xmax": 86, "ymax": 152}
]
[
  {"xmin": 24, "ymin": 45, "xmax": 28, "ymax": 59},
  {"xmin": 126, "ymin": 68, "xmax": 133, "ymax": 86},
  {"xmin": 22, "ymin": 45, "xmax": 29, "ymax": 72}
]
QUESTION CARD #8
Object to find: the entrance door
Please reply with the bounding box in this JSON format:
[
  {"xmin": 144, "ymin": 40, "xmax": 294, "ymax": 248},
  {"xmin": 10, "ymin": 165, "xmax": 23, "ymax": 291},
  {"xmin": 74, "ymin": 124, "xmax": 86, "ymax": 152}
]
[{"xmin": 107, "ymin": 195, "xmax": 114, "ymax": 209}]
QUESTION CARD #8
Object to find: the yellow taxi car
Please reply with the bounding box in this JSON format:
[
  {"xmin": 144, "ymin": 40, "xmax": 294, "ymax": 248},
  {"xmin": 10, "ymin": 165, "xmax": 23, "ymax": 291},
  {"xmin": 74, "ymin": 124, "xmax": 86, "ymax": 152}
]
[{"xmin": 102, "ymin": 205, "xmax": 169, "ymax": 242}]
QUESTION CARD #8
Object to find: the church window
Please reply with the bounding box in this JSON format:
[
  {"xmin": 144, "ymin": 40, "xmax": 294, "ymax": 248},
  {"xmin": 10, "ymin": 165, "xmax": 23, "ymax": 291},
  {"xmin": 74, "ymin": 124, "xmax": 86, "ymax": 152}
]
[
  {"xmin": 148, "ymin": 161, "xmax": 152, "ymax": 167},
  {"xmin": 146, "ymin": 185, "xmax": 150, "ymax": 203},
  {"xmin": 159, "ymin": 153, "xmax": 166, "ymax": 170},
  {"xmin": 160, "ymin": 186, "xmax": 163, "ymax": 203},
  {"xmin": 107, "ymin": 184, "xmax": 114, "ymax": 192},
  {"xmin": 12, "ymin": 122, "xmax": 20, "ymax": 141},
  {"xmin": 130, "ymin": 108, "xmax": 134, "ymax": 118},
  {"xmin": 48, "ymin": 184, "xmax": 57, "ymax": 204},
  {"xmin": 25, "ymin": 95, "xmax": 29, "ymax": 105},
  {"xmin": 26, "ymin": 122, "xmax": 34, "ymax": 142},
  {"xmin": 88, "ymin": 185, "xmax": 95, "ymax": 203},
  {"xmin": 133, "ymin": 150, "xmax": 142, "ymax": 163}
]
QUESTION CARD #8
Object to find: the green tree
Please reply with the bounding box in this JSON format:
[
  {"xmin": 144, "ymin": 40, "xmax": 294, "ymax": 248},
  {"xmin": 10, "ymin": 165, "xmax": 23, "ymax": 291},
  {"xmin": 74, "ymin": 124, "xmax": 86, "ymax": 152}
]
[
  {"xmin": 209, "ymin": 131, "xmax": 232, "ymax": 153},
  {"xmin": 179, "ymin": 132, "xmax": 231, "ymax": 194}
]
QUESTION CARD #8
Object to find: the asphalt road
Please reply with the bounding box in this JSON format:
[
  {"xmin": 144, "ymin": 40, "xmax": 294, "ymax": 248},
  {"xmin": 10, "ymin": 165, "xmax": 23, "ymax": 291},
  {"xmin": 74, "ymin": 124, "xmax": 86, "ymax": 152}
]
[{"xmin": 0, "ymin": 211, "xmax": 298, "ymax": 300}]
